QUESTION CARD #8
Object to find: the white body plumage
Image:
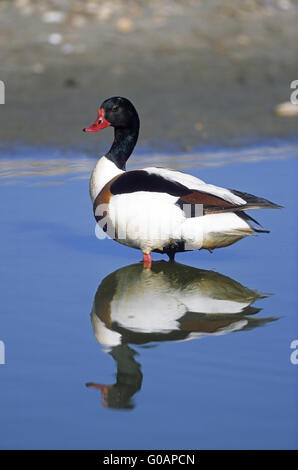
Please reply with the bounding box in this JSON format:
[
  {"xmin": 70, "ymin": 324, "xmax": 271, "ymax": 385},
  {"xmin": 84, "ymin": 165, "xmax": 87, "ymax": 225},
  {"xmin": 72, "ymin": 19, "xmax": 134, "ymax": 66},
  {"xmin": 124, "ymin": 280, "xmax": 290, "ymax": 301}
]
[{"xmin": 91, "ymin": 157, "xmax": 253, "ymax": 254}]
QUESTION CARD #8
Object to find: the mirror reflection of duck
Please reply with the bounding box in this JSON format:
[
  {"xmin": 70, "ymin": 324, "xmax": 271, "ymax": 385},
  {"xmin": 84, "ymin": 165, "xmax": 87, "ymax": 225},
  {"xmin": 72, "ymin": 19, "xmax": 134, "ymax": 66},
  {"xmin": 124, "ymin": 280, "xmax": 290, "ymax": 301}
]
[
  {"xmin": 86, "ymin": 262, "xmax": 277, "ymax": 409},
  {"xmin": 84, "ymin": 97, "xmax": 282, "ymax": 268}
]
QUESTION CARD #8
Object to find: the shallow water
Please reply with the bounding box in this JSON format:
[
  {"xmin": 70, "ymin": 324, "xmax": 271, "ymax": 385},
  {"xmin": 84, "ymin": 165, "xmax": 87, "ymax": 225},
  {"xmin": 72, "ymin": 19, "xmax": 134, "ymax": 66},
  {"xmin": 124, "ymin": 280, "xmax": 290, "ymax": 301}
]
[{"xmin": 0, "ymin": 143, "xmax": 297, "ymax": 449}]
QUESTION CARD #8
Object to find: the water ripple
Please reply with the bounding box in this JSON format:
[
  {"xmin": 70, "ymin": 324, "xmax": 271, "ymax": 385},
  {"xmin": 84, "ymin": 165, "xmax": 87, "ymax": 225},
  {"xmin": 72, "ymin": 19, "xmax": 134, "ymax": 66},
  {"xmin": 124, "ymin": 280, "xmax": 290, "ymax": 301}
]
[{"xmin": 0, "ymin": 143, "xmax": 297, "ymax": 185}]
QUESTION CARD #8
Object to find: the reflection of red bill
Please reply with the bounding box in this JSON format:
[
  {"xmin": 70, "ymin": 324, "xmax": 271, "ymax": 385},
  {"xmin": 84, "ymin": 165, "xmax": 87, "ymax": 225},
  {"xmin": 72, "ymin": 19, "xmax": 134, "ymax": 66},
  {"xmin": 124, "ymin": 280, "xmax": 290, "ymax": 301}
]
[
  {"xmin": 86, "ymin": 382, "xmax": 113, "ymax": 408},
  {"xmin": 83, "ymin": 108, "xmax": 111, "ymax": 132}
]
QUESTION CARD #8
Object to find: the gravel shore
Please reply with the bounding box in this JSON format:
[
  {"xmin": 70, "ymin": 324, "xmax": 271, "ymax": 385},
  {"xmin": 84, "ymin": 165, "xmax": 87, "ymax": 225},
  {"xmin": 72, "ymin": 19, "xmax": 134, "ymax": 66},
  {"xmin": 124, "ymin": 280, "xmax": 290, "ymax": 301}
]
[{"xmin": 0, "ymin": 0, "xmax": 298, "ymax": 153}]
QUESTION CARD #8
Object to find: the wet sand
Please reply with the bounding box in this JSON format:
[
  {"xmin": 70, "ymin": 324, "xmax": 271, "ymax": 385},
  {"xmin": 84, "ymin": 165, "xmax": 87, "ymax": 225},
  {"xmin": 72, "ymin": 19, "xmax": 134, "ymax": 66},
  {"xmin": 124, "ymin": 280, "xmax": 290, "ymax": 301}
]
[{"xmin": 0, "ymin": 0, "xmax": 298, "ymax": 154}]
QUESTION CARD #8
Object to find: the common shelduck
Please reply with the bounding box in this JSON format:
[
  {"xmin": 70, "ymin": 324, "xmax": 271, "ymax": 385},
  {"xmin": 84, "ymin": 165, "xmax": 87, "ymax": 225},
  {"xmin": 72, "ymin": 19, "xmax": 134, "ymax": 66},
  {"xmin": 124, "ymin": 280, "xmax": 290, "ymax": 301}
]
[
  {"xmin": 86, "ymin": 262, "xmax": 275, "ymax": 408},
  {"xmin": 83, "ymin": 97, "xmax": 281, "ymax": 268}
]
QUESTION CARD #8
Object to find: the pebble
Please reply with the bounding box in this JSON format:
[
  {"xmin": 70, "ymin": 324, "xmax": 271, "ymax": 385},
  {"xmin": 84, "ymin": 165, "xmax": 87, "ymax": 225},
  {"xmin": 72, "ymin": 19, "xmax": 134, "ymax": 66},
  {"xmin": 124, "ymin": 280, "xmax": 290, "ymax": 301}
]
[
  {"xmin": 116, "ymin": 17, "xmax": 134, "ymax": 33},
  {"xmin": 42, "ymin": 11, "xmax": 65, "ymax": 24},
  {"xmin": 86, "ymin": 2, "xmax": 99, "ymax": 14},
  {"xmin": 97, "ymin": 5, "xmax": 113, "ymax": 21},
  {"xmin": 235, "ymin": 34, "xmax": 250, "ymax": 46},
  {"xmin": 278, "ymin": 0, "xmax": 292, "ymax": 10},
  {"xmin": 61, "ymin": 43, "xmax": 74, "ymax": 54},
  {"xmin": 31, "ymin": 63, "xmax": 45, "ymax": 74},
  {"xmin": 275, "ymin": 101, "xmax": 298, "ymax": 117},
  {"xmin": 72, "ymin": 15, "xmax": 86, "ymax": 28},
  {"xmin": 48, "ymin": 33, "xmax": 63, "ymax": 45},
  {"xmin": 194, "ymin": 122, "xmax": 204, "ymax": 132}
]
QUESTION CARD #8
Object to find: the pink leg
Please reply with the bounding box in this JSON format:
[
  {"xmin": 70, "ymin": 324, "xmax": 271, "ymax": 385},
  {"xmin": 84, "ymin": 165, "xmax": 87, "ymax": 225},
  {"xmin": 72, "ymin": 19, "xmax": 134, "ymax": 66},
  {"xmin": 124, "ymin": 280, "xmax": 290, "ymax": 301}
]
[{"xmin": 143, "ymin": 253, "xmax": 152, "ymax": 269}]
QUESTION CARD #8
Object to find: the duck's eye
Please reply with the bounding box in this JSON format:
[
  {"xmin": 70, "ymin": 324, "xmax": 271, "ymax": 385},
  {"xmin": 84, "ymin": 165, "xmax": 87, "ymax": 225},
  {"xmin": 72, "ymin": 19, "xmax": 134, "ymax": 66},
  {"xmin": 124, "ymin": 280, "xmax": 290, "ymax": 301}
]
[{"xmin": 112, "ymin": 105, "xmax": 119, "ymax": 112}]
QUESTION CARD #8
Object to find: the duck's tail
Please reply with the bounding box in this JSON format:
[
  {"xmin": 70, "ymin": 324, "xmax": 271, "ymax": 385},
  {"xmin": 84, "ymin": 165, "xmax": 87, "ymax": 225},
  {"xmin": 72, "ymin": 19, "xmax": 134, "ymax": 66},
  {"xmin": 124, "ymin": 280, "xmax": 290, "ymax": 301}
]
[{"xmin": 229, "ymin": 189, "xmax": 283, "ymax": 211}]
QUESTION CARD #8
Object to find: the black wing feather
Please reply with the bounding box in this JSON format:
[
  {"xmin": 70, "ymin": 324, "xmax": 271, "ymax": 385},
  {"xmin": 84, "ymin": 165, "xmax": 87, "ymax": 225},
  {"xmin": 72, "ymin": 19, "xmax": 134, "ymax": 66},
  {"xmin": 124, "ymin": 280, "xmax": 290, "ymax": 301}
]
[
  {"xmin": 109, "ymin": 171, "xmax": 283, "ymax": 217},
  {"xmin": 110, "ymin": 170, "xmax": 192, "ymax": 197},
  {"xmin": 230, "ymin": 189, "xmax": 283, "ymax": 210}
]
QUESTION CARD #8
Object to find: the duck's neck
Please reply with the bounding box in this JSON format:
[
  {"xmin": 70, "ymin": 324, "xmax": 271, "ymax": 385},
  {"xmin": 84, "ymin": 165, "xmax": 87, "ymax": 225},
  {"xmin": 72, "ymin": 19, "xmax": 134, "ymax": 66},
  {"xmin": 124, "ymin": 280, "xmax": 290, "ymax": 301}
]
[
  {"xmin": 106, "ymin": 121, "xmax": 139, "ymax": 171},
  {"xmin": 89, "ymin": 122, "xmax": 139, "ymax": 202}
]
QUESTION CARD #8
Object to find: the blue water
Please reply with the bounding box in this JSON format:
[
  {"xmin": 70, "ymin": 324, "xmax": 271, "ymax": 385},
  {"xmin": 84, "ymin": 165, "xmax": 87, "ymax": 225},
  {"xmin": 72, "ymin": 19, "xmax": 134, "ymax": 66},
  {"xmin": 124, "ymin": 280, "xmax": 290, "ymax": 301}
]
[{"xmin": 0, "ymin": 146, "xmax": 297, "ymax": 449}]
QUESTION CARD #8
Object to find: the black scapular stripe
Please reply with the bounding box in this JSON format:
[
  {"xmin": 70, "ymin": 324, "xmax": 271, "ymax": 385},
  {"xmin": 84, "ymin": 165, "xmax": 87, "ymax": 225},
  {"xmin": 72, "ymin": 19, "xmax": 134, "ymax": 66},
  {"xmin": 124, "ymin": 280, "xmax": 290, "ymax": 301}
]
[{"xmin": 110, "ymin": 170, "xmax": 192, "ymax": 197}]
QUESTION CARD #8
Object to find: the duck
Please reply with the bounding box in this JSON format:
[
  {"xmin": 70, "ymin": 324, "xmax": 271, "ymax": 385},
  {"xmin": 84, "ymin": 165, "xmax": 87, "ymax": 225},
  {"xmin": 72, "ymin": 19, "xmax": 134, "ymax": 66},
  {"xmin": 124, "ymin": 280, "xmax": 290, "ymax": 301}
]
[
  {"xmin": 90, "ymin": 261, "xmax": 274, "ymax": 349},
  {"xmin": 86, "ymin": 261, "xmax": 276, "ymax": 408},
  {"xmin": 83, "ymin": 96, "xmax": 281, "ymax": 268}
]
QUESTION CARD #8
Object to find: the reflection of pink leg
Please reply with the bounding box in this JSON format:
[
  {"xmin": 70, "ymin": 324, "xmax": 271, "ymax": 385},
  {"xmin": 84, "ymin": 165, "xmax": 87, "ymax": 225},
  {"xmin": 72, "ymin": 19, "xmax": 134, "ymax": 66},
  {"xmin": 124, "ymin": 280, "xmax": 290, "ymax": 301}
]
[
  {"xmin": 143, "ymin": 253, "xmax": 152, "ymax": 269},
  {"xmin": 86, "ymin": 382, "xmax": 113, "ymax": 408}
]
